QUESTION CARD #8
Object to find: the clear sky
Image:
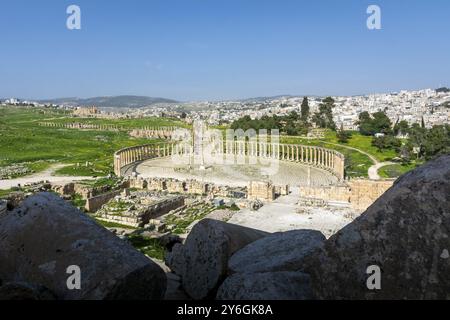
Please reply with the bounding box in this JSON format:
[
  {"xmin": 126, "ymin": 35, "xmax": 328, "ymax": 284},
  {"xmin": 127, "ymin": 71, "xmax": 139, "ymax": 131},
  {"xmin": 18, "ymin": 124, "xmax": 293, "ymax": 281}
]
[{"xmin": 0, "ymin": 0, "xmax": 449, "ymax": 101}]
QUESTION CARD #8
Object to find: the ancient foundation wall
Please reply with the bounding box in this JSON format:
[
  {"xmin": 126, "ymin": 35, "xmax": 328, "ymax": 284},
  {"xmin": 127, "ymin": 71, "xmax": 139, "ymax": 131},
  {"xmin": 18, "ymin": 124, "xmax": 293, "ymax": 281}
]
[
  {"xmin": 96, "ymin": 196, "xmax": 185, "ymax": 227},
  {"xmin": 299, "ymin": 179, "xmax": 395, "ymax": 212},
  {"xmin": 247, "ymin": 181, "xmax": 276, "ymax": 202},
  {"xmin": 128, "ymin": 176, "xmax": 243, "ymax": 199},
  {"xmin": 85, "ymin": 190, "xmax": 121, "ymax": 212},
  {"xmin": 349, "ymin": 179, "xmax": 395, "ymax": 211}
]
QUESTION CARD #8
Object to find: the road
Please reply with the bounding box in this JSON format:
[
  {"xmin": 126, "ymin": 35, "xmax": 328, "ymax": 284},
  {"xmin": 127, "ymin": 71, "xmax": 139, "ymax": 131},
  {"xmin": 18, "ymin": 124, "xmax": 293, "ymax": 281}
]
[
  {"xmin": 318, "ymin": 141, "xmax": 392, "ymax": 180},
  {"xmin": 0, "ymin": 164, "xmax": 95, "ymax": 189}
]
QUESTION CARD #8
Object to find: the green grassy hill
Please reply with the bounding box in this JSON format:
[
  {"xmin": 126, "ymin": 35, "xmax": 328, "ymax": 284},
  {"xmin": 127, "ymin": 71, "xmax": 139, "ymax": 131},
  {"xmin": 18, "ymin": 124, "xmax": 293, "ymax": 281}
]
[{"xmin": 0, "ymin": 106, "xmax": 183, "ymax": 178}]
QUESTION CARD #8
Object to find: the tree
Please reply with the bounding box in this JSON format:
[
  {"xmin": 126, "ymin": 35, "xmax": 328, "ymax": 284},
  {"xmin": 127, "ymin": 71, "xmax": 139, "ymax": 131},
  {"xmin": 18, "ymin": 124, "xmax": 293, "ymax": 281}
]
[
  {"xmin": 357, "ymin": 111, "xmax": 392, "ymax": 136},
  {"xmin": 336, "ymin": 124, "xmax": 352, "ymax": 143},
  {"xmin": 371, "ymin": 135, "xmax": 401, "ymax": 152},
  {"xmin": 422, "ymin": 125, "xmax": 450, "ymax": 159},
  {"xmin": 300, "ymin": 97, "xmax": 310, "ymax": 122},
  {"xmin": 371, "ymin": 111, "xmax": 392, "ymax": 135},
  {"xmin": 408, "ymin": 123, "xmax": 427, "ymax": 158},
  {"xmin": 394, "ymin": 120, "xmax": 409, "ymax": 136},
  {"xmin": 312, "ymin": 97, "xmax": 336, "ymax": 130}
]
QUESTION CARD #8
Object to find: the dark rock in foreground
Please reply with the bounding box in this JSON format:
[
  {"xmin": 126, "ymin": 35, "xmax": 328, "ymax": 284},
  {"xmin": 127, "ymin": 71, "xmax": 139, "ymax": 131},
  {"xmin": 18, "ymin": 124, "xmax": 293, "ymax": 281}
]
[
  {"xmin": 216, "ymin": 272, "xmax": 313, "ymax": 300},
  {"xmin": 308, "ymin": 154, "xmax": 450, "ymax": 299},
  {"xmin": 229, "ymin": 229, "xmax": 325, "ymax": 274},
  {"xmin": 0, "ymin": 192, "xmax": 166, "ymax": 300},
  {"xmin": 0, "ymin": 282, "xmax": 57, "ymax": 300},
  {"xmin": 165, "ymin": 219, "xmax": 269, "ymax": 299}
]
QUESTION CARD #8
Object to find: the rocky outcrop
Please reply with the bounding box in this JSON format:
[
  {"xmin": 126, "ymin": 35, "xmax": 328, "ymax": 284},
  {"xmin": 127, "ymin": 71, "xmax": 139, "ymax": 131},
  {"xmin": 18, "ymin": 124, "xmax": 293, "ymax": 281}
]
[
  {"xmin": 165, "ymin": 219, "xmax": 269, "ymax": 299},
  {"xmin": 0, "ymin": 282, "xmax": 57, "ymax": 300},
  {"xmin": 216, "ymin": 272, "xmax": 313, "ymax": 300},
  {"xmin": 308, "ymin": 154, "xmax": 450, "ymax": 299},
  {"xmin": 0, "ymin": 192, "xmax": 167, "ymax": 300},
  {"xmin": 228, "ymin": 230, "xmax": 325, "ymax": 274}
]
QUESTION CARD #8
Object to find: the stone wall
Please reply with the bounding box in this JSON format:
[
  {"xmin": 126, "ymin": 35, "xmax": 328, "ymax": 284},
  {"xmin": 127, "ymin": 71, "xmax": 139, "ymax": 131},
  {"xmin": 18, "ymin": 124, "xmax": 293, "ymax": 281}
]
[
  {"xmin": 299, "ymin": 184, "xmax": 351, "ymax": 203},
  {"xmin": 299, "ymin": 179, "xmax": 394, "ymax": 212},
  {"xmin": 129, "ymin": 128, "xmax": 177, "ymax": 140},
  {"xmin": 85, "ymin": 191, "xmax": 121, "ymax": 212},
  {"xmin": 248, "ymin": 181, "xmax": 276, "ymax": 202},
  {"xmin": 52, "ymin": 182, "xmax": 112, "ymax": 200},
  {"xmin": 129, "ymin": 176, "xmax": 244, "ymax": 199},
  {"xmin": 96, "ymin": 196, "xmax": 185, "ymax": 227},
  {"xmin": 349, "ymin": 179, "xmax": 394, "ymax": 211}
]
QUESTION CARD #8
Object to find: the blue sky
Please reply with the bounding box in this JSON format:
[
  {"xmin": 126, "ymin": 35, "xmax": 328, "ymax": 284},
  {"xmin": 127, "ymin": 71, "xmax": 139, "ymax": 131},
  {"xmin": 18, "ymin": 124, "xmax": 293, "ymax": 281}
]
[{"xmin": 0, "ymin": 0, "xmax": 449, "ymax": 101}]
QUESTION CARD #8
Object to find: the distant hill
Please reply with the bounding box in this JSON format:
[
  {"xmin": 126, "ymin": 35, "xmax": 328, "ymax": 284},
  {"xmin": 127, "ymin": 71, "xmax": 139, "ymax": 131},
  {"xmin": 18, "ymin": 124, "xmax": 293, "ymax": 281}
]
[
  {"xmin": 38, "ymin": 95, "xmax": 178, "ymax": 108},
  {"xmin": 237, "ymin": 95, "xmax": 293, "ymax": 102},
  {"xmin": 436, "ymin": 87, "xmax": 450, "ymax": 93}
]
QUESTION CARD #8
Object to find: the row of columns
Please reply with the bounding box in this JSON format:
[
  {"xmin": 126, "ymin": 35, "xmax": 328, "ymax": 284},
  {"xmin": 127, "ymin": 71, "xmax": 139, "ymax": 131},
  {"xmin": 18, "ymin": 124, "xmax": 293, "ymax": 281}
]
[
  {"xmin": 114, "ymin": 143, "xmax": 174, "ymax": 176},
  {"xmin": 114, "ymin": 142, "xmax": 345, "ymax": 180},
  {"xmin": 40, "ymin": 122, "xmax": 180, "ymax": 134}
]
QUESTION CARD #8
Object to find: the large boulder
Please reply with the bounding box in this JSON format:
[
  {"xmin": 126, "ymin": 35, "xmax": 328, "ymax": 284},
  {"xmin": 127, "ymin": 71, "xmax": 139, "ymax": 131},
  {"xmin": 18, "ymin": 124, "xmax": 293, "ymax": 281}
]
[
  {"xmin": 0, "ymin": 192, "xmax": 166, "ymax": 300},
  {"xmin": 308, "ymin": 154, "xmax": 450, "ymax": 299},
  {"xmin": 165, "ymin": 219, "xmax": 268, "ymax": 299},
  {"xmin": 229, "ymin": 230, "xmax": 325, "ymax": 274},
  {"xmin": 0, "ymin": 282, "xmax": 57, "ymax": 300},
  {"xmin": 216, "ymin": 272, "xmax": 313, "ymax": 300}
]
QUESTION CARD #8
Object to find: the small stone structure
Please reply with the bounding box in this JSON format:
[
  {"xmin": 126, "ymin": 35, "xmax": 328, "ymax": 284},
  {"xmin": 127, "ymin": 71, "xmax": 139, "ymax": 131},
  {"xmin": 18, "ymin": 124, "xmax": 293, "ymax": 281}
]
[
  {"xmin": 248, "ymin": 181, "xmax": 276, "ymax": 202},
  {"xmin": 129, "ymin": 127, "xmax": 178, "ymax": 140},
  {"xmin": 299, "ymin": 179, "xmax": 395, "ymax": 211},
  {"xmin": 85, "ymin": 190, "xmax": 122, "ymax": 212},
  {"xmin": 95, "ymin": 194, "xmax": 185, "ymax": 227},
  {"xmin": 73, "ymin": 106, "xmax": 100, "ymax": 117}
]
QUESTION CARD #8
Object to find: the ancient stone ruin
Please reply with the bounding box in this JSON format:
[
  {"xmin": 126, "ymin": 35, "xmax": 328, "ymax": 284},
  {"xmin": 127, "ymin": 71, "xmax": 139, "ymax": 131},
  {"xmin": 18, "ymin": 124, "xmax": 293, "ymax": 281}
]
[{"xmin": 0, "ymin": 154, "xmax": 449, "ymax": 300}]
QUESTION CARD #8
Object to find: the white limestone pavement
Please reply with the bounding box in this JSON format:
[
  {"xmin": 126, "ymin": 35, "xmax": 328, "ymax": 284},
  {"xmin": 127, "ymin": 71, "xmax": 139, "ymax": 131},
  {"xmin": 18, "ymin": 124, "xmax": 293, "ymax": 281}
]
[{"xmin": 228, "ymin": 187, "xmax": 354, "ymax": 238}]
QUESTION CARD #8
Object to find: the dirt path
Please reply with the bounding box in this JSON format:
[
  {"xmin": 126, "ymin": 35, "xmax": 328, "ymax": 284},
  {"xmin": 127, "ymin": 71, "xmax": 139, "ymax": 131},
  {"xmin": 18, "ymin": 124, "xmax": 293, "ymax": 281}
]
[
  {"xmin": 318, "ymin": 141, "xmax": 393, "ymax": 180},
  {"xmin": 367, "ymin": 161, "xmax": 395, "ymax": 180},
  {"xmin": 0, "ymin": 164, "xmax": 95, "ymax": 189}
]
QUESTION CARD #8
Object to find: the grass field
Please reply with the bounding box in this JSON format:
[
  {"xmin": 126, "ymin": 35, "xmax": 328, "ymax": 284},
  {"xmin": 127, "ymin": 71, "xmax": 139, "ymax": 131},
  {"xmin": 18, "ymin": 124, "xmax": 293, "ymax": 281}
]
[
  {"xmin": 281, "ymin": 130, "xmax": 413, "ymax": 178},
  {"xmin": 281, "ymin": 135, "xmax": 373, "ymax": 177},
  {"xmin": 378, "ymin": 162, "xmax": 418, "ymax": 178},
  {"xmin": 0, "ymin": 106, "xmax": 180, "ymax": 178},
  {"xmin": 1, "ymin": 106, "xmax": 417, "ymax": 182}
]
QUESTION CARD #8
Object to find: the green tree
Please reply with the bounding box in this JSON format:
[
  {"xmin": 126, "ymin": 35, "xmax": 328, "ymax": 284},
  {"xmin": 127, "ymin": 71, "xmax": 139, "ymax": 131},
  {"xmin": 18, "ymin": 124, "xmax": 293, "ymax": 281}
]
[
  {"xmin": 336, "ymin": 124, "xmax": 352, "ymax": 143},
  {"xmin": 300, "ymin": 97, "xmax": 310, "ymax": 122},
  {"xmin": 357, "ymin": 111, "xmax": 392, "ymax": 135},
  {"xmin": 394, "ymin": 120, "xmax": 409, "ymax": 136},
  {"xmin": 422, "ymin": 125, "xmax": 450, "ymax": 159},
  {"xmin": 372, "ymin": 111, "xmax": 392, "ymax": 135},
  {"xmin": 312, "ymin": 97, "xmax": 336, "ymax": 130},
  {"xmin": 371, "ymin": 135, "xmax": 401, "ymax": 152}
]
